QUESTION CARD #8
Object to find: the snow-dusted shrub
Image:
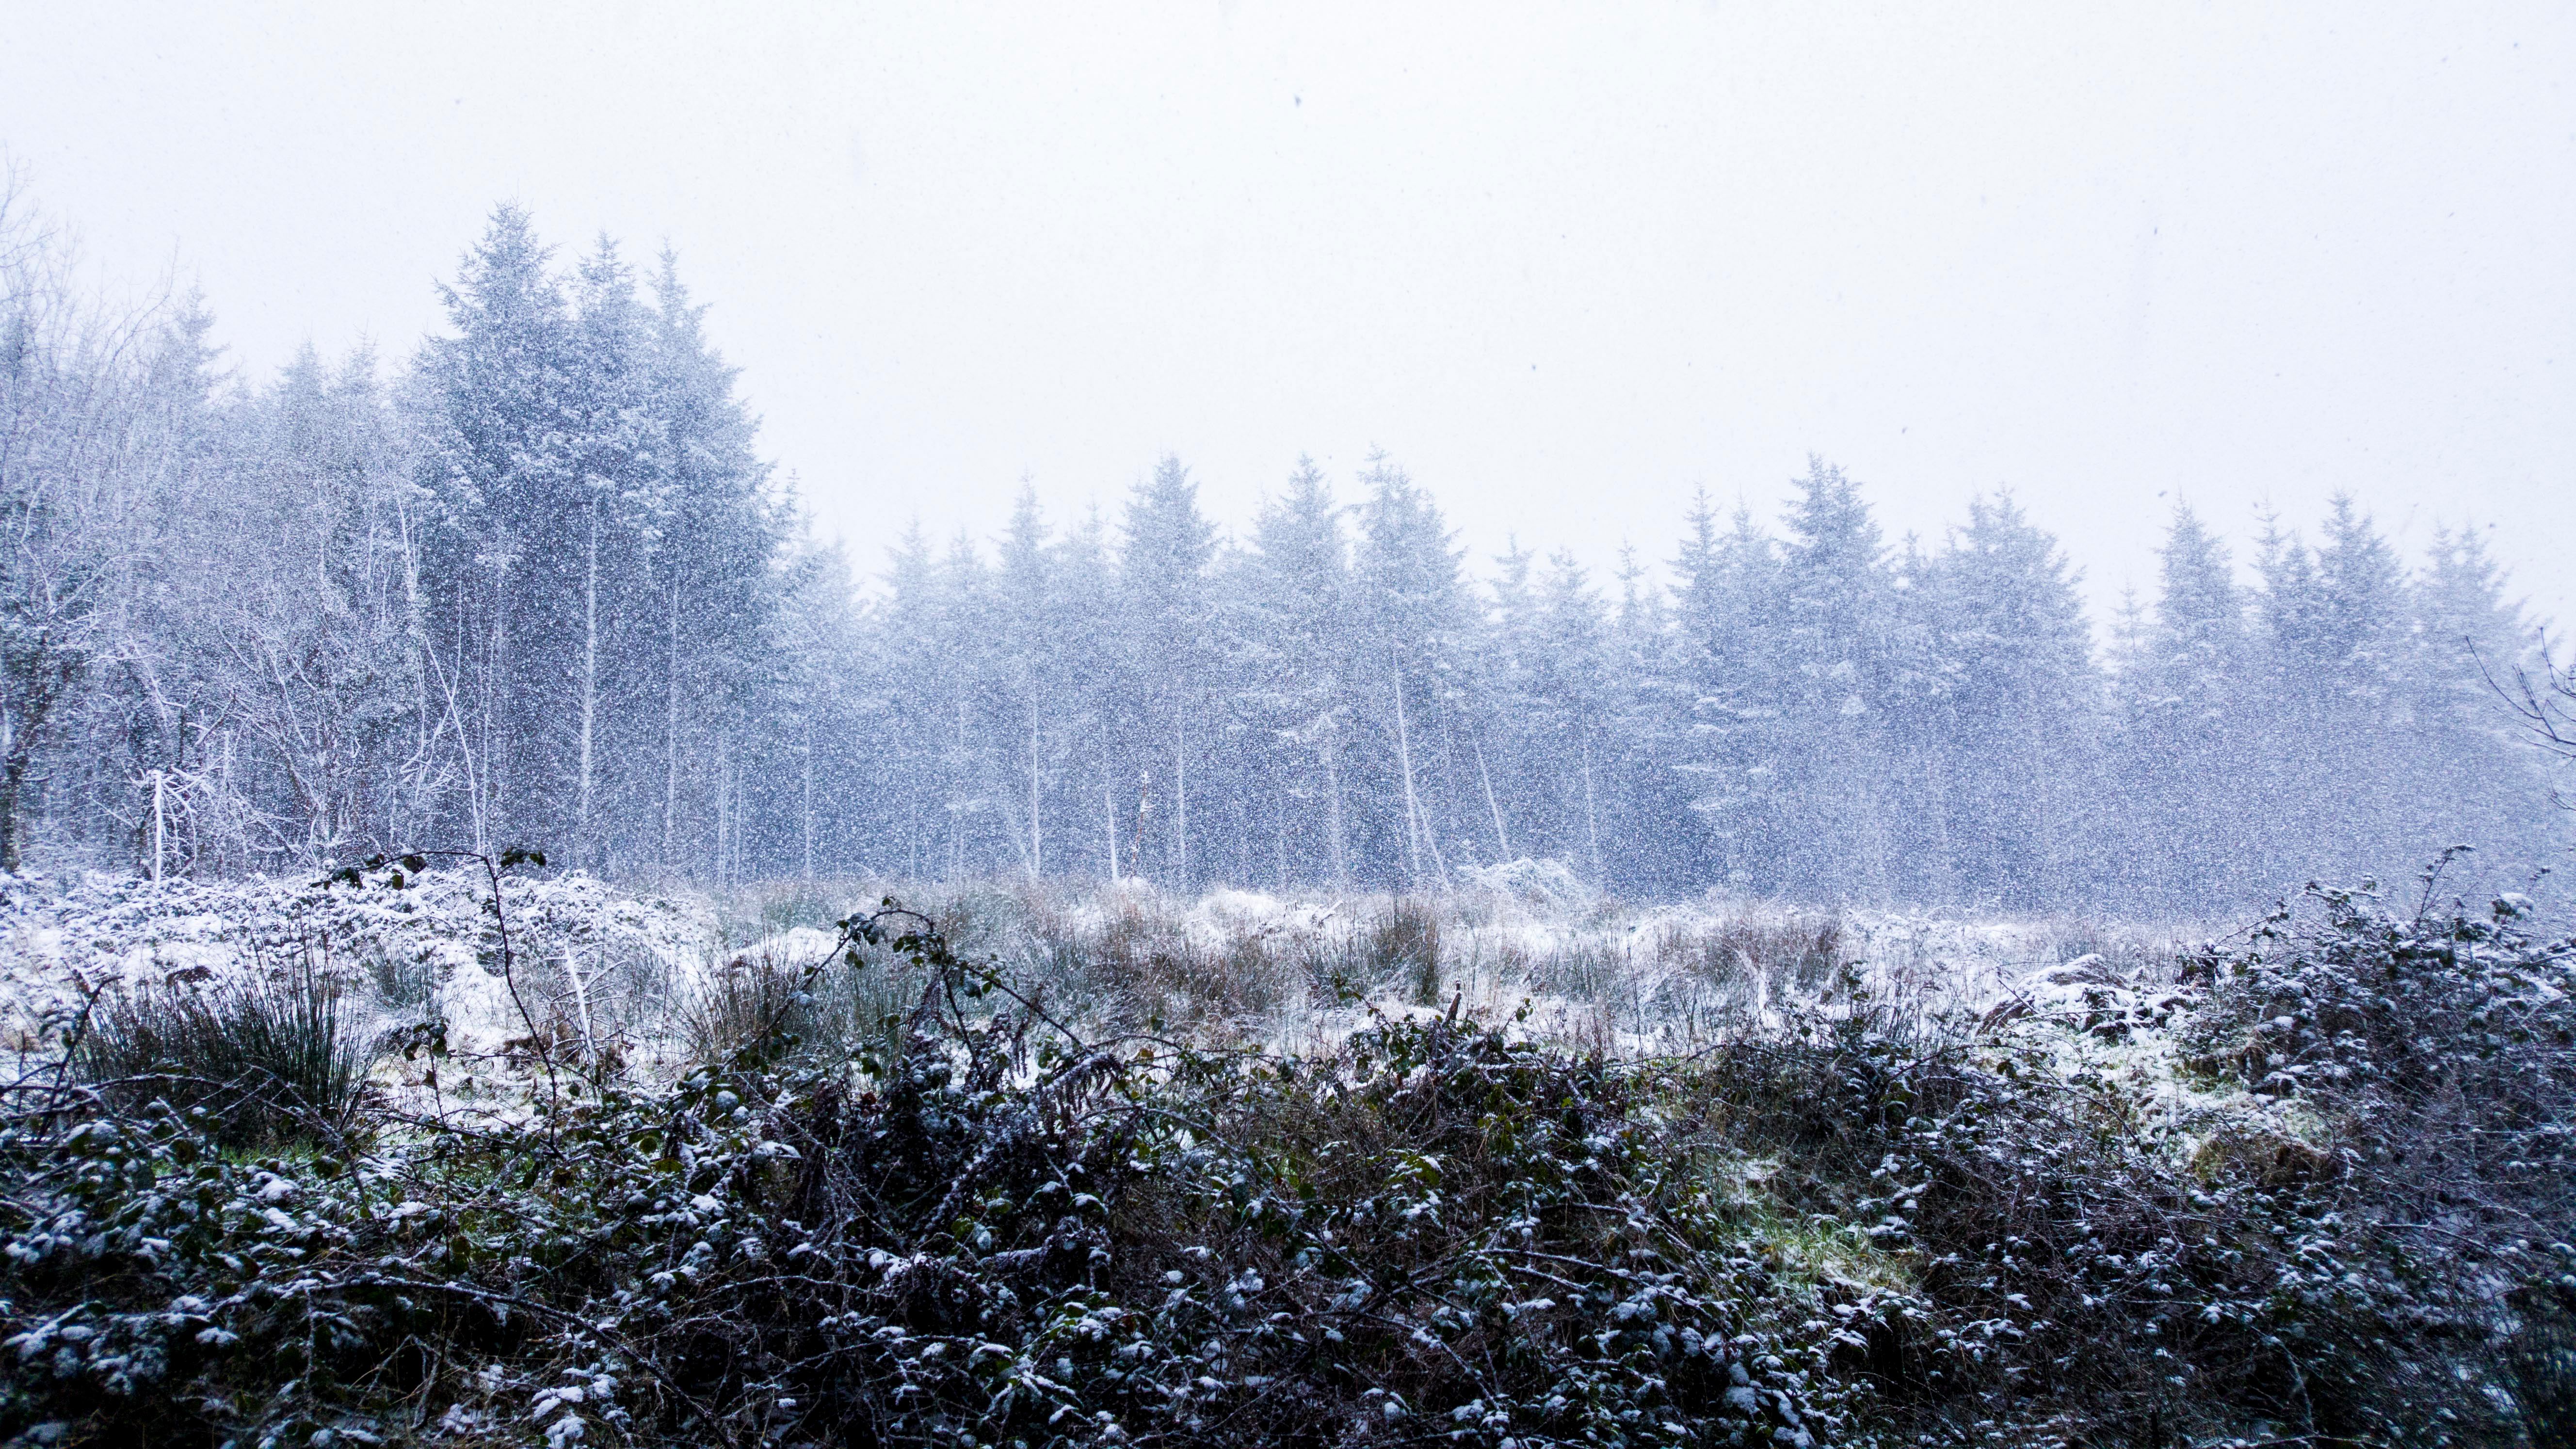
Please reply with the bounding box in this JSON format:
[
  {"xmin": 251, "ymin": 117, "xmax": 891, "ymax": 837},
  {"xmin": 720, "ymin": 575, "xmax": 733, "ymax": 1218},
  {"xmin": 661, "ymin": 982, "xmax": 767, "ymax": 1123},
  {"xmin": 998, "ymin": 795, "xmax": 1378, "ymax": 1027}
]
[
  {"xmin": 1458, "ymin": 856, "xmax": 1595, "ymax": 915},
  {"xmin": 0, "ymin": 904, "xmax": 1882, "ymax": 1447},
  {"xmin": 2159, "ymin": 863, "xmax": 2576, "ymax": 1433},
  {"xmin": 3, "ymin": 864, "xmax": 2570, "ymax": 1444}
]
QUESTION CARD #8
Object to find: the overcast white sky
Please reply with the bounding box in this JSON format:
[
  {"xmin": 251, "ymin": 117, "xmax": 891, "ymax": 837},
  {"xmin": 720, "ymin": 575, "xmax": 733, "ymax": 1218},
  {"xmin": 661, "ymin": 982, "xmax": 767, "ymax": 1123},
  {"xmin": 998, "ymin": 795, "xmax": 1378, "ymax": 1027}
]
[{"xmin": 3, "ymin": 1, "xmax": 2569, "ymax": 629}]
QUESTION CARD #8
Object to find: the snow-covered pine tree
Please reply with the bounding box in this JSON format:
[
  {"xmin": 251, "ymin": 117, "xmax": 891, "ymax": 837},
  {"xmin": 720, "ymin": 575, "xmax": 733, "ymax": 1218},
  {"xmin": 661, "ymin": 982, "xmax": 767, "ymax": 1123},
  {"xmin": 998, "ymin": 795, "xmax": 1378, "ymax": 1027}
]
[
  {"xmin": 1115, "ymin": 456, "xmax": 1219, "ymax": 888},
  {"xmin": 2120, "ymin": 504, "xmax": 2259, "ymax": 909},
  {"xmin": 1238, "ymin": 457, "xmax": 1355, "ymax": 888},
  {"xmin": 1352, "ymin": 452, "xmax": 1470, "ymax": 890},
  {"xmin": 1669, "ymin": 493, "xmax": 1793, "ymax": 892},
  {"xmin": 992, "ymin": 484, "xmax": 1062, "ymax": 877},
  {"xmin": 636, "ymin": 246, "xmax": 783, "ymax": 877},
  {"xmin": 413, "ymin": 205, "xmax": 583, "ymax": 853},
  {"xmin": 1920, "ymin": 491, "xmax": 2103, "ymax": 909},
  {"xmin": 1772, "ymin": 458, "xmax": 1897, "ymax": 902}
]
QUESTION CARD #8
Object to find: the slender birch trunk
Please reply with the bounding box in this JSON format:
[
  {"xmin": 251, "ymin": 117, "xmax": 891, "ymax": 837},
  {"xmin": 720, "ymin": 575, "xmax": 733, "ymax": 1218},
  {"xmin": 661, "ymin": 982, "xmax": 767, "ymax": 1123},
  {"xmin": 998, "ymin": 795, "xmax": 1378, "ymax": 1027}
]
[
  {"xmin": 952, "ymin": 696, "xmax": 968, "ymax": 882},
  {"xmin": 712, "ymin": 731, "xmax": 728, "ymax": 887},
  {"xmin": 1323, "ymin": 728, "xmax": 1347, "ymax": 889},
  {"xmin": 1129, "ymin": 771, "xmax": 1151, "ymax": 882},
  {"xmin": 662, "ymin": 582, "xmax": 680, "ymax": 864},
  {"xmin": 1579, "ymin": 733, "xmax": 1604, "ymax": 881},
  {"xmin": 485, "ymin": 557, "xmax": 507, "ymax": 844},
  {"xmin": 576, "ymin": 504, "xmax": 599, "ymax": 866},
  {"xmin": 1390, "ymin": 651, "xmax": 1438, "ymax": 886},
  {"xmin": 1474, "ymin": 736, "xmax": 1510, "ymax": 859}
]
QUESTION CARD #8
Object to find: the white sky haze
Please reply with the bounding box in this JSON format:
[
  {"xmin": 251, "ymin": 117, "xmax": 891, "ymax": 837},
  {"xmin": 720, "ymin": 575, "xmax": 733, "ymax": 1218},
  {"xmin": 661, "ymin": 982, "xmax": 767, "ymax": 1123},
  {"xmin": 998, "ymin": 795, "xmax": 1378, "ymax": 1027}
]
[{"xmin": 2, "ymin": 1, "xmax": 2569, "ymax": 626}]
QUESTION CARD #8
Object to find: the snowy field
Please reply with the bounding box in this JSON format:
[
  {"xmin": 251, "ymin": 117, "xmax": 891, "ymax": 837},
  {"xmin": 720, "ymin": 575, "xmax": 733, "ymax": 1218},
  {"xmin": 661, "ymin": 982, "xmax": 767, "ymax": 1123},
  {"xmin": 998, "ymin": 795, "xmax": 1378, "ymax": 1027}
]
[{"xmin": 0, "ymin": 855, "xmax": 2213, "ymax": 1076}]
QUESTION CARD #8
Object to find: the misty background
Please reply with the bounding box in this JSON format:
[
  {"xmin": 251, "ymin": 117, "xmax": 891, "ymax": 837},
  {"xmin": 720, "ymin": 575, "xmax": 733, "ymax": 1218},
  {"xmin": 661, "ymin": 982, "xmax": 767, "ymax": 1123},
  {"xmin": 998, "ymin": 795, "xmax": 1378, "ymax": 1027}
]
[
  {"xmin": 0, "ymin": 2, "xmax": 2569, "ymax": 912},
  {"xmin": 3, "ymin": 2, "xmax": 2569, "ymax": 625}
]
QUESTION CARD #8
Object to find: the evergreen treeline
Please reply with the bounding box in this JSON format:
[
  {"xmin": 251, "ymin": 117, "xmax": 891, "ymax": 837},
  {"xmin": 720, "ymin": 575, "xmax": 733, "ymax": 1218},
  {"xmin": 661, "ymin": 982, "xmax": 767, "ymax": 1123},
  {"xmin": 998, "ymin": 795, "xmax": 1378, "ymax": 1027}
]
[
  {"xmin": 875, "ymin": 456, "xmax": 2554, "ymax": 913},
  {"xmin": 1, "ymin": 197, "xmax": 2558, "ymax": 910}
]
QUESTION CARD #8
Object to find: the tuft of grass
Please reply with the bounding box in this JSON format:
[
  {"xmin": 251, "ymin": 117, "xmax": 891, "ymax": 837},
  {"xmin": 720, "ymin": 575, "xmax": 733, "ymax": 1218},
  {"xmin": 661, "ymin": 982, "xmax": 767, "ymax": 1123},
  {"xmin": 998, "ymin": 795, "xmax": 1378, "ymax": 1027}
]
[
  {"xmin": 361, "ymin": 944, "xmax": 440, "ymax": 1015},
  {"xmin": 1532, "ymin": 938, "xmax": 1626, "ymax": 1001},
  {"xmin": 72, "ymin": 950, "xmax": 377, "ymax": 1149},
  {"xmin": 1371, "ymin": 897, "xmax": 1443, "ymax": 1005},
  {"xmin": 682, "ymin": 938, "xmax": 924, "ymax": 1072},
  {"xmin": 1088, "ymin": 905, "xmax": 1282, "ymax": 1028}
]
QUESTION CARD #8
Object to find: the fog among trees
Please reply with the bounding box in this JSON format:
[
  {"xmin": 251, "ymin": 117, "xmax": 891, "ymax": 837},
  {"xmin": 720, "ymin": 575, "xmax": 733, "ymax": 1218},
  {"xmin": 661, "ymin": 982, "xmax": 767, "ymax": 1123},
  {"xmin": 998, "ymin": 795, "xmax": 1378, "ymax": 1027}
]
[{"xmin": 4, "ymin": 195, "xmax": 2561, "ymax": 912}]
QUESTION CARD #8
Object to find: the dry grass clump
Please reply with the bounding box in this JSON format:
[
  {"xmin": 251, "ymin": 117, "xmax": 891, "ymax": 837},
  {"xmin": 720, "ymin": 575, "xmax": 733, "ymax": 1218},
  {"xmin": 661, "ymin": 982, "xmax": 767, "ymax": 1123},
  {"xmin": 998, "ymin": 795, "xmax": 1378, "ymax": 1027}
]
[
  {"xmin": 680, "ymin": 938, "xmax": 918, "ymax": 1070},
  {"xmin": 1014, "ymin": 899, "xmax": 1290, "ymax": 1030},
  {"xmin": 680, "ymin": 949, "xmax": 823, "ymax": 1065},
  {"xmin": 1702, "ymin": 909, "xmax": 1848, "ymax": 993},
  {"xmin": 1370, "ymin": 896, "xmax": 1443, "ymax": 1005}
]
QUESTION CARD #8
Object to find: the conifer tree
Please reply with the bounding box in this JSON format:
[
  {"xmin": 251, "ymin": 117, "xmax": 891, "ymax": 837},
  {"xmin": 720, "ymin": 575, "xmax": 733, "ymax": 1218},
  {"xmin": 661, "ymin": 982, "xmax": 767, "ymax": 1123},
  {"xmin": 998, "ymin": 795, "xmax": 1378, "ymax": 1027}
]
[
  {"xmin": 1116, "ymin": 456, "xmax": 1219, "ymax": 886},
  {"xmin": 1670, "ymin": 494, "xmax": 1792, "ymax": 891},
  {"xmin": 993, "ymin": 485, "xmax": 1061, "ymax": 876},
  {"xmin": 1922, "ymin": 492, "xmax": 2101, "ymax": 908},
  {"xmin": 2409, "ymin": 522, "xmax": 2552, "ymax": 872},
  {"xmin": 1774, "ymin": 458, "xmax": 1895, "ymax": 900},
  {"xmin": 1353, "ymin": 453, "xmax": 1469, "ymax": 889},
  {"xmin": 1240, "ymin": 457, "xmax": 1354, "ymax": 886},
  {"xmin": 2125, "ymin": 504, "xmax": 2257, "ymax": 907},
  {"xmin": 639, "ymin": 246, "xmax": 779, "ymax": 875},
  {"xmin": 415, "ymin": 204, "xmax": 579, "ymax": 852}
]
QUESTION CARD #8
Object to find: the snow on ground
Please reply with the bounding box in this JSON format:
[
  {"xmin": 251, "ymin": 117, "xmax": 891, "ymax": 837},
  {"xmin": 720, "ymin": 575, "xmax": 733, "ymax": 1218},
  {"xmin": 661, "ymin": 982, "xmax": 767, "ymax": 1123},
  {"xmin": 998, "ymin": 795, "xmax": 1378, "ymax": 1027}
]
[
  {"xmin": 0, "ymin": 866, "xmax": 713, "ymax": 1058},
  {"xmin": 0, "ymin": 857, "xmax": 2222, "ymax": 1079}
]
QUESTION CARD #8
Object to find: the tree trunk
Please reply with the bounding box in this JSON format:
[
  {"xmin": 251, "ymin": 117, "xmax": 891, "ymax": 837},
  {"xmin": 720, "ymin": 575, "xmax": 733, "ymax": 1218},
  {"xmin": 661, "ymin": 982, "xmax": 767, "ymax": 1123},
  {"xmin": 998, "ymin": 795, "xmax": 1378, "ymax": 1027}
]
[
  {"xmin": 1579, "ymin": 733, "xmax": 1604, "ymax": 882},
  {"xmin": 1323, "ymin": 727, "xmax": 1347, "ymax": 890},
  {"xmin": 0, "ymin": 655, "xmax": 77, "ymax": 872},
  {"xmin": 1390, "ymin": 653, "xmax": 1443, "ymax": 886},
  {"xmin": 1173, "ymin": 716, "xmax": 1187, "ymax": 889},
  {"xmin": 576, "ymin": 504, "xmax": 599, "ymax": 868},
  {"xmin": 1474, "ymin": 735, "xmax": 1510, "ymax": 859},
  {"xmin": 485, "ymin": 555, "xmax": 509, "ymax": 844},
  {"xmin": 1130, "ymin": 770, "xmax": 1151, "ymax": 882},
  {"xmin": 663, "ymin": 582, "xmax": 680, "ymax": 864},
  {"xmin": 1103, "ymin": 766, "xmax": 1118, "ymax": 883},
  {"xmin": 712, "ymin": 730, "xmax": 728, "ymax": 887},
  {"xmin": 952, "ymin": 696, "xmax": 968, "ymax": 882}
]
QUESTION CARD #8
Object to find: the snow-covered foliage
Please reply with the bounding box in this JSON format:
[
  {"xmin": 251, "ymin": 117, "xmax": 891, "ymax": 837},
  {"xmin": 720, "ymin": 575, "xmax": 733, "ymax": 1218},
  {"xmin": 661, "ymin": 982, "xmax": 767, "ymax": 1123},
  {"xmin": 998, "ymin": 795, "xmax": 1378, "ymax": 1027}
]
[
  {"xmin": 0, "ymin": 860, "xmax": 2189, "ymax": 1079},
  {"xmin": 3, "ymin": 860, "xmax": 2569, "ymax": 1443},
  {"xmin": 0, "ymin": 866, "xmax": 711, "ymax": 1061}
]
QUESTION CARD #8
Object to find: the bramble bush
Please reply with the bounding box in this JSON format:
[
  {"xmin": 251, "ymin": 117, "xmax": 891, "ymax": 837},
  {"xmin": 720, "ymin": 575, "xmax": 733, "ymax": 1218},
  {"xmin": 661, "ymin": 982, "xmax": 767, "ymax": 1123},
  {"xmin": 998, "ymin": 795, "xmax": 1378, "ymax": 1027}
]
[{"xmin": 0, "ymin": 855, "xmax": 2570, "ymax": 1447}]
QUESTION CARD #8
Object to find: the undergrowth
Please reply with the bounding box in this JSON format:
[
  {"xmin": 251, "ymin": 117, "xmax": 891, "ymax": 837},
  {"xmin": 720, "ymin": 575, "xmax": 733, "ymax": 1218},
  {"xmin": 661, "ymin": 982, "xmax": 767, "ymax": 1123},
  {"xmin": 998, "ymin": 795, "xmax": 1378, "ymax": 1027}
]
[{"xmin": 0, "ymin": 856, "xmax": 2571, "ymax": 1446}]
